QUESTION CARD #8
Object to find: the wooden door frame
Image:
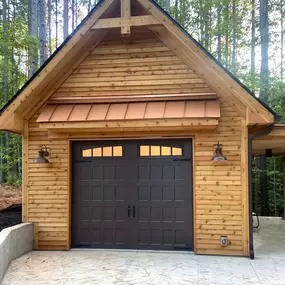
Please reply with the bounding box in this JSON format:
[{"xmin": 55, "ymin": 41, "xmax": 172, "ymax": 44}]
[{"xmin": 67, "ymin": 135, "xmax": 195, "ymax": 252}]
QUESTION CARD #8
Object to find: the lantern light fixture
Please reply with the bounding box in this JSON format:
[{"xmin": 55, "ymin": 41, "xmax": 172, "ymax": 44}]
[
  {"xmin": 33, "ymin": 145, "xmax": 51, "ymax": 164},
  {"xmin": 212, "ymin": 142, "xmax": 227, "ymax": 161}
]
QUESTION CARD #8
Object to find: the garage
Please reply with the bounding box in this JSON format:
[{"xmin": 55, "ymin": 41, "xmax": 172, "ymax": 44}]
[{"xmin": 72, "ymin": 139, "xmax": 193, "ymax": 250}]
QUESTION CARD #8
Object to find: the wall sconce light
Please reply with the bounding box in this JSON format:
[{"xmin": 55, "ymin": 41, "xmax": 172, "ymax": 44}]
[
  {"xmin": 212, "ymin": 142, "xmax": 227, "ymax": 161},
  {"xmin": 33, "ymin": 145, "xmax": 51, "ymax": 164}
]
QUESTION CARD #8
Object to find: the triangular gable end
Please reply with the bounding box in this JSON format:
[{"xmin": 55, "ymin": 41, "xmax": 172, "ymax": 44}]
[
  {"xmin": 47, "ymin": 27, "xmax": 216, "ymax": 105},
  {"xmin": 0, "ymin": 0, "xmax": 275, "ymax": 133}
]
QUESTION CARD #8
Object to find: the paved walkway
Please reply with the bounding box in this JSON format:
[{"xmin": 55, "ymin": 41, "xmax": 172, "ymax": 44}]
[{"xmin": 2, "ymin": 217, "xmax": 285, "ymax": 285}]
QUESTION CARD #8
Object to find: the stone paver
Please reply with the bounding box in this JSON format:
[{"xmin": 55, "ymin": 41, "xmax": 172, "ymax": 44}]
[{"xmin": 2, "ymin": 217, "xmax": 285, "ymax": 285}]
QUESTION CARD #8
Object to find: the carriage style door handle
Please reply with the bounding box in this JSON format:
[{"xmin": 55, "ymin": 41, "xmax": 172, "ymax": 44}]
[
  {"xmin": 132, "ymin": 205, "xmax": 136, "ymax": 218},
  {"xmin": 127, "ymin": 205, "xmax": 131, "ymax": 217},
  {"xmin": 173, "ymin": 157, "xmax": 192, "ymax": 162}
]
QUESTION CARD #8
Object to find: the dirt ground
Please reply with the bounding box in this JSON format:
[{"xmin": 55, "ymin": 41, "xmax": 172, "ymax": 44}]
[{"xmin": 0, "ymin": 184, "xmax": 22, "ymax": 211}]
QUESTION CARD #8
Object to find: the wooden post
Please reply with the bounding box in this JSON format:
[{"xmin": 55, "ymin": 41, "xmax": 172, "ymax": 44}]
[{"xmin": 121, "ymin": 0, "xmax": 131, "ymax": 35}]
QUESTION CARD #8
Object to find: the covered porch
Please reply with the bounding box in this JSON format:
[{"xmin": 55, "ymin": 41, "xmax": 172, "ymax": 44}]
[{"xmin": 252, "ymin": 124, "xmax": 285, "ymax": 257}]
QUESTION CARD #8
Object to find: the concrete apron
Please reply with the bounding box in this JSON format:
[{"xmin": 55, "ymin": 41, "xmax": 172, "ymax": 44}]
[{"xmin": 2, "ymin": 217, "xmax": 285, "ymax": 285}]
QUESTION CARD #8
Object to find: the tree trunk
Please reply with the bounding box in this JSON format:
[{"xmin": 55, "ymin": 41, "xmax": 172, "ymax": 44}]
[
  {"xmin": 47, "ymin": 0, "xmax": 51, "ymax": 55},
  {"xmin": 75, "ymin": 0, "xmax": 78, "ymax": 27},
  {"xmin": 88, "ymin": 0, "xmax": 91, "ymax": 12},
  {"xmin": 225, "ymin": 2, "xmax": 230, "ymax": 67},
  {"xmin": 232, "ymin": 0, "xmax": 237, "ymax": 74},
  {"xmin": 260, "ymin": 0, "xmax": 269, "ymax": 102},
  {"xmin": 281, "ymin": 0, "xmax": 284, "ymax": 81},
  {"xmin": 175, "ymin": 0, "xmax": 178, "ymax": 21},
  {"xmin": 72, "ymin": 0, "xmax": 75, "ymax": 31},
  {"xmin": 199, "ymin": 1, "xmax": 205, "ymax": 46},
  {"xmin": 251, "ymin": 0, "xmax": 256, "ymax": 90},
  {"xmin": 165, "ymin": 0, "xmax": 170, "ymax": 12},
  {"xmin": 63, "ymin": 0, "xmax": 69, "ymax": 39},
  {"xmin": 3, "ymin": 0, "xmax": 9, "ymax": 101},
  {"xmin": 204, "ymin": 2, "xmax": 210, "ymax": 50},
  {"xmin": 217, "ymin": 1, "xmax": 222, "ymax": 62},
  {"xmin": 28, "ymin": 0, "xmax": 38, "ymax": 77},
  {"xmin": 39, "ymin": 0, "xmax": 48, "ymax": 65},
  {"xmin": 56, "ymin": 0, "xmax": 58, "ymax": 47}
]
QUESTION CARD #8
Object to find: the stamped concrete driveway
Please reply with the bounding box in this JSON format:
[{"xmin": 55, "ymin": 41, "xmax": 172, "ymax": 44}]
[
  {"xmin": 2, "ymin": 249, "xmax": 285, "ymax": 285},
  {"xmin": 2, "ymin": 217, "xmax": 285, "ymax": 285}
]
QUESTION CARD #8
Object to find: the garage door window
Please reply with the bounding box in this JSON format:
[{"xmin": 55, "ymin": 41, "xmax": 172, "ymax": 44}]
[
  {"xmin": 82, "ymin": 146, "xmax": 123, "ymax": 157},
  {"xmin": 140, "ymin": 145, "xmax": 183, "ymax": 157}
]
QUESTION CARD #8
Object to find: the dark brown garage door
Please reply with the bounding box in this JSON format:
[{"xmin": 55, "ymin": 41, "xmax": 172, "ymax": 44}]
[{"xmin": 72, "ymin": 139, "xmax": 193, "ymax": 250}]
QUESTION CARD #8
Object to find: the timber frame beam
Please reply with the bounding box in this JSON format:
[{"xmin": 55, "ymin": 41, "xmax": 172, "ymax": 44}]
[
  {"xmin": 92, "ymin": 15, "xmax": 161, "ymax": 30},
  {"xmin": 92, "ymin": 0, "xmax": 161, "ymax": 35}
]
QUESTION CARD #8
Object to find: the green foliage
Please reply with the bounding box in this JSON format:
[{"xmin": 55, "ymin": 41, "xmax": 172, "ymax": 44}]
[
  {"xmin": 253, "ymin": 156, "xmax": 284, "ymax": 217},
  {"xmin": 0, "ymin": 132, "xmax": 22, "ymax": 184},
  {"xmin": 268, "ymin": 79, "xmax": 285, "ymax": 121}
]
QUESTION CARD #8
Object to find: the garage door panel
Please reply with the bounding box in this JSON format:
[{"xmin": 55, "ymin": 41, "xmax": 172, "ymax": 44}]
[
  {"xmin": 92, "ymin": 166, "xmax": 103, "ymax": 180},
  {"xmin": 72, "ymin": 140, "xmax": 193, "ymax": 250}
]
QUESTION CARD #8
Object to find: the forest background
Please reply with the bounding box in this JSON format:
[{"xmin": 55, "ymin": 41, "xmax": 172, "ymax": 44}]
[{"xmin": 0, "ymin": 0, "xmax": 284, "ymax": 216}]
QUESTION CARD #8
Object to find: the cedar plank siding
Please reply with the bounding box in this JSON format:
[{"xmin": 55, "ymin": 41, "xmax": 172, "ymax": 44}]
[
  {"xmin": 25, "ymin": 119, "xmax": 69, "ymax": 250},
  {"xmin": 24, "ymin": 28, "xmax": 248, "ymax": 255},
  {"xmin": 50, "ymin": 29, "xmax": 213, "ymax": 100}
]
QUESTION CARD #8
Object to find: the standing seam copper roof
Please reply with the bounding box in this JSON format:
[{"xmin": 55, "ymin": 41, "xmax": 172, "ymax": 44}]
[{"xmin": 37, "ymin": 99, "xmax": 220, "ymax": 123}]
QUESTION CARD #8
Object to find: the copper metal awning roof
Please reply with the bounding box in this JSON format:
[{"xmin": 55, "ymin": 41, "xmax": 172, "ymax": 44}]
[{"xmin": 37, "ymin": 99, "xmax": 220, "ymax": 123}]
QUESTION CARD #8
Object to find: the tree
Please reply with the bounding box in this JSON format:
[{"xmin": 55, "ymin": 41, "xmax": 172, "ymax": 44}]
[
  {"xmin": 281, "ymin": 0, "xmax": 284, "ymax": 81},
  {"xmin": 251, "ymin": 0, "xmax": 256, "ymax": 90},
  {"xmin": 165, "ymin": 0, "xmax": 170, "ymax": 12},
  {"xmin": 217, "ymin": 1, "xmax": 222, "ymax": 62},
  {"xmin": 63, "ymin": 0, "xmax": 68, "ymax": 39},
  {"xmin": 260, "ymin": 0, "xmax": 269, "ymax": 102},
  {"xmin": 28, "ymin": 0, "xmax": 38, "ymax": 77},
  {"xmin": 39, "ymin": 0, "xmax": 48, "ymax": 64},
  {"xmin": 47, "ymin": 0, "xmax": 51, "ymax": 55},
  {"xmin": 232, "ymin": 0, "xmax": 237, "ymax": 74}
]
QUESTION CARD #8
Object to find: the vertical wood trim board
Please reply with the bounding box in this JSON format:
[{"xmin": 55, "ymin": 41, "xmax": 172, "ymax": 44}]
[
  {"xmin": 67, "ymin": 140, "xmax": 72, "ymax": 250},
  {"xmin": 22, "ymin": 122, "xmax": 29, "ymax": 222},
  {"xmin": 192, "ymin": 137, "xmax": 197, "ymax": 254},
  {"xmin": 241, "ymin": 119, "xmax": 249, "ymax": 256}
]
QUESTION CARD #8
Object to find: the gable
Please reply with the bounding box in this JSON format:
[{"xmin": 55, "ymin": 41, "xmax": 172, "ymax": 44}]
[
  {"xmin": 0, "ymin": 0, "xmax": 275, "ymax": 133},
  {"xmin": 48, "ymin": 28, "xmax": 215, "ymax": 104}
]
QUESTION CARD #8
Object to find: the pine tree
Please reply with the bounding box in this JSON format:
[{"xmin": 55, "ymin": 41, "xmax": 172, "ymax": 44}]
[
  {"xmin": 28, "ymin": 0, "xmax": 38, "ymax": 77},
  {"xmin": 260, "ymin": 0, "xmax": 269, "ymax": 102},
  {"xmin": 39, "ymin": 0, "xmax": 48, "ymax": 64},
  {"xmin": 63, "ymin": 0, "xmax": 68, "ymax": 39}
]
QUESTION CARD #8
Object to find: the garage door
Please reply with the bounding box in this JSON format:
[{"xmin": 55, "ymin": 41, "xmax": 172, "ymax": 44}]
[{"xmin": 72, "ymin": 139, "xmax": 193, "ymax": 250}]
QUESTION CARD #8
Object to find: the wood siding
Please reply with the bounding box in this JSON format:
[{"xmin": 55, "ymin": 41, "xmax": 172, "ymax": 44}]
[
  {"xmin": 24, "ymin": 28, "xmax": 249, "ymax": 256},
  {"xmin": 25, "ymin": 115, "xmax": 69, "ymax": 250},
  {"xmin": 194, "ymin": 100, "xmax": 247, "ymax": 256},
  {"xmin": 50, "ymin": 28, "xmax": 214, "ymax": 101}
]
